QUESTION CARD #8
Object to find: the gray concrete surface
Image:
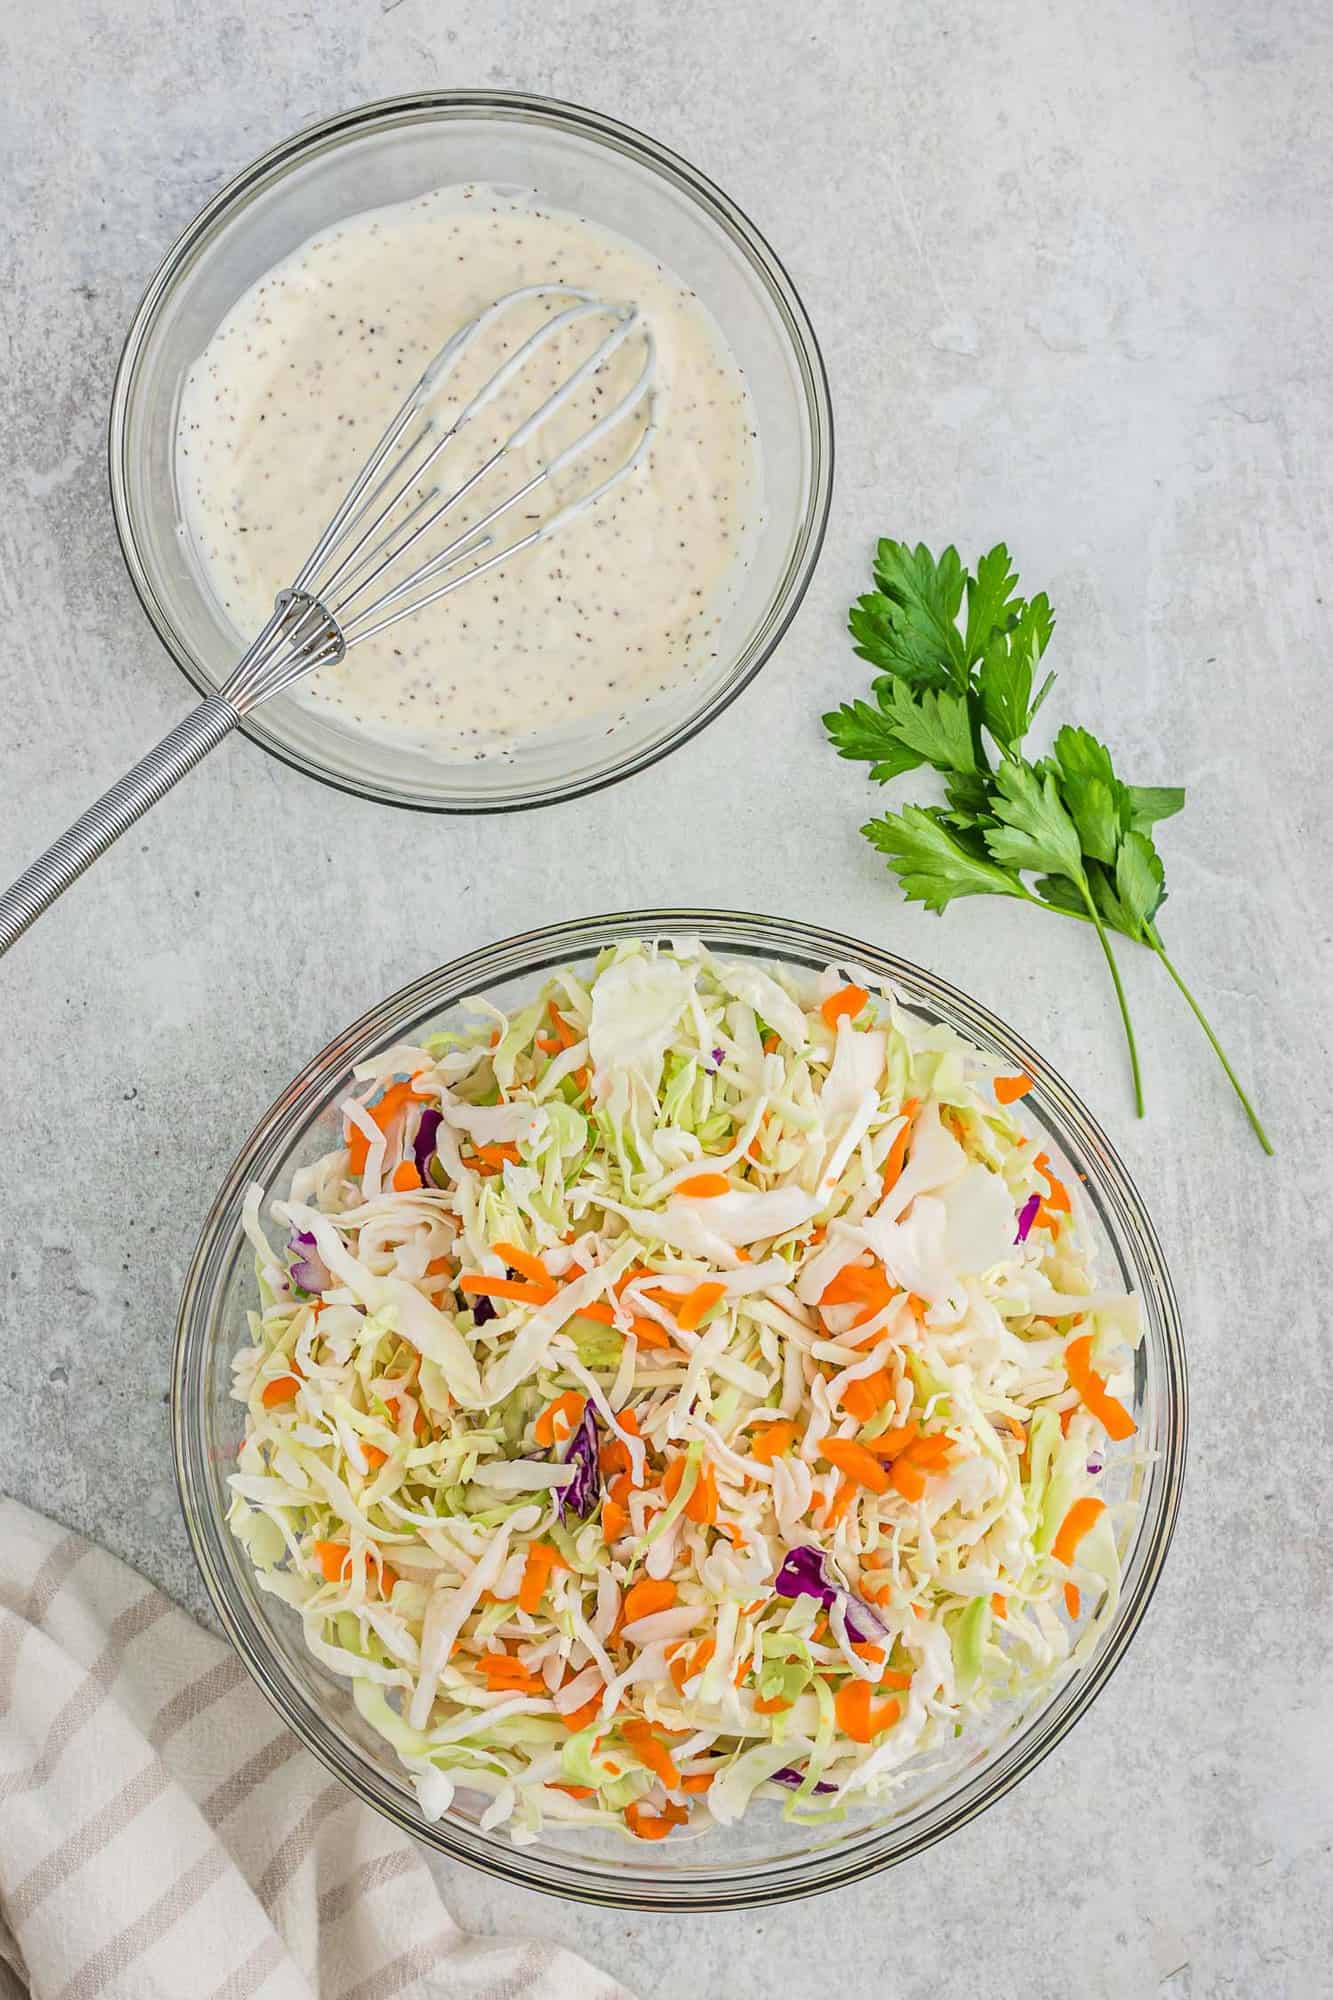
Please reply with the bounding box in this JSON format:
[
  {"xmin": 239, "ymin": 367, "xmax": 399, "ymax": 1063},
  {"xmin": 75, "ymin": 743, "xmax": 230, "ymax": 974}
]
[{"xmin": 2, "ymin": 2, "xmax": 1329, "ymax": 1995}]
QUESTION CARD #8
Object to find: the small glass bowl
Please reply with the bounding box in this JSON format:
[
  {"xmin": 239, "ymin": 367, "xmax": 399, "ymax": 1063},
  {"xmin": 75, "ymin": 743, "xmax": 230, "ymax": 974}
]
[
  {"xmin": 108, "ymin": 93, "xmax": 833, "ymax": 812},
  {"xmin": 172, "ymin": 910, "xmax": 1186, "ymax": 1910}
]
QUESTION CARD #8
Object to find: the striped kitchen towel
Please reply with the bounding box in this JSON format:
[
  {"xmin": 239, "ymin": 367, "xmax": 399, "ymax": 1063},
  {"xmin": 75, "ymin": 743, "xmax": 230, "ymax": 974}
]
[{"xmin": 0, "ymin": 1499, "xmax": 633, "ymax": 2000}]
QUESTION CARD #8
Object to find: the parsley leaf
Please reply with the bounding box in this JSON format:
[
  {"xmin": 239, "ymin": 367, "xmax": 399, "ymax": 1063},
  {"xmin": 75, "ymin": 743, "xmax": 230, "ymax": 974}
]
[
  {"xmin": 1114, "ymin": 830, "xmax": 1167, "ymax": 935},
  {"xmin": 863, "ymin": 806, "xmax": 1027, "ymax": 912},
  {"xmin": 864, "ymin": 540, "xmax": 969, "ymax": 689},
  {"xmin": 822, "ymin": 698, "xmax": 926, "ymax": 783},
  {"xmin": 963, "ymin": 542, "xmax": 1021, "ymax": 663},
  {"xmin": 1126, "ymin": 784, "xmax": 1186, "ymax": 831},
  {"xmin": 877, "ymin": 683, "xmax": 977, "ymax": 775},
  {"xmin": 984, "ymin": 760, "xmax": 1085, "ymax": 879}
]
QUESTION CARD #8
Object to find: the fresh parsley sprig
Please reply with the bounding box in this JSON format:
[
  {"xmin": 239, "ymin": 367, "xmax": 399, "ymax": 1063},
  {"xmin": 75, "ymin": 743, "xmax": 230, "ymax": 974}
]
[{"xmin": 825, "ymin": 539, "xmax": 1271, "ymax": 1152}]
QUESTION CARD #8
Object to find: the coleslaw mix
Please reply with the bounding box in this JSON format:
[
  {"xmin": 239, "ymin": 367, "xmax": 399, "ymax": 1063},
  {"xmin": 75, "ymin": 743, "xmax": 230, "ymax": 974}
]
[{"xmin": 228, "ymin": 940, "xmax": 1140, "ymax": 1843}]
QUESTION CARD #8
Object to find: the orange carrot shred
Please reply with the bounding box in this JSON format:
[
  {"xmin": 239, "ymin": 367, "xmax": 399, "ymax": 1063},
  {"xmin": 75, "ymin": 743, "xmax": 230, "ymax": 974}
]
[
  {"xmin": 820, "ymin": 1437, "xmax": 891, "ymax": 1494},
  {"xmin": 622, "ymin": 1578, "xmax": 677, "ymax": 1623},
  {"xmin": 1064, "ymin": 1581, "xmax": 1081, "ymax": 1619},
  {"xmin": 881, "ymin": 1099, "xmax": 920, "ymax": 1194},
  {"xmin": 750, "ymin": 1419, "xmax": 799, "ymax": 1465},
  {"xmin": 261, "ymin": 1375, "xmax": 300, "ymax": 1409},
  {"xmin": 1052, "ymin": 1495, "xmax": 1106, "ymax": 1567},
  {"xmin": 1065, "ymin": 1333, "xmax": 1137, "ymax": 1440},
  {"xmin": 518, "ymin": 1542, "xmax": 566, "ymax": 1614},
  {"xmin": 390, "ymin": 1160, "xmax": 422, "ymax": 1191},
  {"xmin": 674, "ymin": 1173, "xmax": 731, "ymax": 1198},
  {"xmin": 535, "ymin": 1391, "xmax": 585, "ymax": 1448},
  {"xmin": 994, "ymin": 1073, "xmax": 1036, "ymax": 1104},
  {"xmin": 313, "ymin": 1540, "xmax": 350, "ymax": 1583},
  {"xmin": 821, "ymin": 984, "xmax": 869, "ymax": 1030},
  {"xmin": 676, "ymin": 1280, "xmax": 727, "ymax": 1332}
]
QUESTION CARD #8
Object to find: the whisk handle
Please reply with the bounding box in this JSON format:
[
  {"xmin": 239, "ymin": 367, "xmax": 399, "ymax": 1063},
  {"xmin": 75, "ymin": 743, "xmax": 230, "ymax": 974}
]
[{"xmin": 0, "ymin": 694, "xmax": 238, "ymax": 960}]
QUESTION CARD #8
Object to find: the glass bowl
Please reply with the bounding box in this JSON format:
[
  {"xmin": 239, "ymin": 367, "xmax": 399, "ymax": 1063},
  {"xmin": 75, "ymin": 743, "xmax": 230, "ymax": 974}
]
[
  {"xmin": 172, "ymin": 910, "xmax": 1186, "ymax": 1909},
  {"xmin": 108, "ymin": 93, "xmax": 833, "ymax": 812}
]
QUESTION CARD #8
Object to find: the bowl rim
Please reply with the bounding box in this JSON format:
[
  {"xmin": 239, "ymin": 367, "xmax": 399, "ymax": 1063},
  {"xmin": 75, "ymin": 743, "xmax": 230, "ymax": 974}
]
[
  {"xmin": 172, "ymin": 907, "xmax": 1187, "ymax": 1910},
  {"xmin": 107, "ymin": 89, "xmax": 835, "ymax": 814}
]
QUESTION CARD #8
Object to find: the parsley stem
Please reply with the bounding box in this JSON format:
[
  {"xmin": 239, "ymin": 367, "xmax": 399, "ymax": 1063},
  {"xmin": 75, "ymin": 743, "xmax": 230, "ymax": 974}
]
[
  {"xmin": 1145, "ymin": 929, "xmax": 1274, "ymax": 1154},
  {"xmin": 1074, "ymin": 878, "xmax": 1145, "ymax": 1117}
]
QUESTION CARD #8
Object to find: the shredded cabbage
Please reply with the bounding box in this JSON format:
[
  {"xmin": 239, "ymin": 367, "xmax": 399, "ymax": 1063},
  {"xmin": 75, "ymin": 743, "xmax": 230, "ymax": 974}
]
[{"xmin": 228, "ymin": 940, "xmax": 1143, "ymax": 1844}]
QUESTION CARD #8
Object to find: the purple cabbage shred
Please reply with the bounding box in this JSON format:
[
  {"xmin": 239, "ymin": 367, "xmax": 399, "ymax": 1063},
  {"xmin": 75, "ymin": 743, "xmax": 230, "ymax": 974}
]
[
  {"xmin": 557, "ymin": 1401, "xmax": 601, "ymax": 1522},
  {"xmin": 1015, "ymin": 1192, "xmax": 1041, "ymax": 1243},
  {"xmin": 773, "ymin": 1545, "xmax": 888, "ymax": 1644},
  {"xmin": 412, "ymin": 1108, "xmax": 443, "ymax": 1182},
  {"xmin": 286, "ymin": 1229, "xmax": 331, "ymax": 1296},
  {"xmin": 772, "ymin": 1766, "xmax": 838, "ymax": 1796},
  {"xmin": 471, "ymin": 1295, "xmax": 498, "ymax": 1327}
]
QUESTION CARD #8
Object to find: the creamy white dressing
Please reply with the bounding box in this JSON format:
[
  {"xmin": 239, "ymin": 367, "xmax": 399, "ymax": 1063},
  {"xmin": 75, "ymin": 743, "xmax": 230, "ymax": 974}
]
[{"xmin": 176, "ymin": 184, "xmax": 761, "ymax": 759}]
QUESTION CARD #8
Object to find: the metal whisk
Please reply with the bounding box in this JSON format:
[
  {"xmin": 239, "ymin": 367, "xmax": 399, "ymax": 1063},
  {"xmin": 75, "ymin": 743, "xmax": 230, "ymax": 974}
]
[{"xmin": 0, "ymin": 285, "xmax": 655, "ymax": 959}]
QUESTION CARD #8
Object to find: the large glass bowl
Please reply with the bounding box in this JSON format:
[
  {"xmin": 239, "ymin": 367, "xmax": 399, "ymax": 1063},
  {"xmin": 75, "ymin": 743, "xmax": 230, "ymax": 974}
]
[
  {"xmin": 172, "ymin": 911, "xmax": 1185, "ymax": 1909},
  {"xmin": 109, "ymin": 93, "xmax": 832, "ymax": 812}
]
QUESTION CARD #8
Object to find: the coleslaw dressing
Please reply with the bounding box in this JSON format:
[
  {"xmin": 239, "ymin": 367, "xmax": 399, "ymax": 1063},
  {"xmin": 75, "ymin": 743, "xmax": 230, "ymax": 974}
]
[{"xmin": 176, "ymin": 185, "xmax": 760, "ymax": 759}]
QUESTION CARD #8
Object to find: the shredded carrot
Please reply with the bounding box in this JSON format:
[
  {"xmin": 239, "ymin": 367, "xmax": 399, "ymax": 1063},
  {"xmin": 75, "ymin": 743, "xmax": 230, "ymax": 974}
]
[
  {"xmin": 753, "ymin": 1693, "xmax": 791, "ymax": 1715},
  {"xmin": 1052, "ymin": 1495, "xmax": 1106, "ymax": 1567},
  {"xmin": 620, "ymin": 1719, "xmax": 680, "ymax": 1787},
  {"xmin": 457, "ymin": 1273, "xmax": 555, "ymax": 1306},
  {"xmin": 821, "ymin": 983, "xmax": 869, "ymax": 1030},
  {"xmin": 561, "ymin": 1696, "xmax": 603, "ymax": 1732},
  {"xmin": 878, "ymin": 1669, "xmax": 913, "ymax": 1692},
  {"xmin": 991, "ymin": 1594, "xmax": 1008, "ymax": 1620},
  {"xmin": 676, "ymin": 1280, "xmax": 727, "ymax": 1332},
  {"xmin": 535, "ymin": 1390, "xmax": 585, "ymax": 1448},
  {"xmin": 834, "ymin": 1680, "xmax": 901, "ymax": 1744},
  {"xmin": 425, "ymin": 1256, "xmax": 452, "ymax": 1278},
  {"xmin": 622, "ymin": 1578, "xmax": 677, "ymax": 1623},
  {"xmin": 903, "ymin": 1433, "xmax": 954, "ymax": 1471},
  {"xmin": 675, "ymin": 1173, "xmax": 731, "ymax": 1198},
  {"xmin": 624, "ymin": 1801, "xmax": 686, "ymax": 1840},
  {"xmin": 547, "ymin": 1000, "xmax": 580, "ymax": 1050},
  {"xmin": 535, "ymin": 1034, "xmax": 562, "ymax": 1055},
  {"xmin": 1065, "ymin": 1333, "xmax": 1137, "ymax": 1440},
  {"xmin": 820, "ymin": 1260, "xmax": 879, "ymax": 1307},
  {"xmin": 841, "ymin": 1369, "xmax": 893, "ymax": 1424},
  {"xmin": 685, "ymin": 1461, "xmax": 718, "ymax": 1525},
  {"xmin": 1064, "ymin": 1582, "xmax": 1081, "ymax": 1619},
  {"xmin": 1034, "ymin": 1151, "xmax": 1072, "ymax": 1213},
  {"xmin": 865, "ymin": 1420, "xmax": 918, "ymax": 1460},
  {"xmin": 823, "ymin": 1477, "xmax": 858, "ymax": 1528},
  {"xmin": 475, "ymin": 1142, "xmax": 522, "ymax": 1171},
  {"xmin": 389, "ymin": 1160, "xmax": 422, "ymax": 1192},
  {"xmin": 850, "ymin": 1642, "xmax": 884, "ymax": 1665},
  {"xmin": 345, "ymin": 1078, "xmax": 418, "ymax": 1173},
  {"xmin": 750, "ymin": 1419, "xmax": 799, "ymax": 1465},
  {"xmin": 477, "ymin": 1655, "xmax": 546, "ymax": 1695},
  {"xmin": 552, "ymin": 1783, "xmax": 594, "ymax": 1800},
  {"xmin": 261, "ymin": 1375, "xmax": 300, "ymax": 1409},
  {"xmin": 880, "ymin": 1098, "xmax": 920, "ymax": 1195},
  {"xmin": 680, "ymin": 1772, "xmax": 714, "ymax": 1793},
  {"xmin": 820, "ymin": 1437, "xmax": 891, "ymax": 1494},
  {"xmin": 601, "ymin": 1497, "xmax": 630, "ymax": 1543},
  {"xmin": 313, "ymin": 1540, "xmax": 350, "ymax": 1583},
  {"xmin": 761, "ymin": 1033, "xmax": 780, "ymax": 1055},
  {"xmin": 363, "ymin": 1445, "xmax": 387, "ymax": 1473},
  {"xmin": 518, "ymin": 1542, "xmax": 566, "ymax": 1614},
  {"xmin": 492, "ymin": 1240, "xmax": 553, "ymax": 1288},
  {"xmin": 1002, "ymin": 1414, "xmax": 1027, "ymax": 1444},
  {"xmin": 889, "ymin": 1457, "xmax": 926, "ymax": 1502},
  {"xmin": 994, "ymin": 1072, "xmax": 1035, "ymax": 1104},
  {"xmin": 661, "ymin": 1456, "xmax": 688, "ymax": 1503}
]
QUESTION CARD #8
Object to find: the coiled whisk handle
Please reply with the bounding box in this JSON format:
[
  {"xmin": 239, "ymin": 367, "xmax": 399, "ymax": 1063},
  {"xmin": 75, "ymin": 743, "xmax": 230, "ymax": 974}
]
[{"xmin": 0, "ymin": 695, "xmax": 238, "ymax": 960}]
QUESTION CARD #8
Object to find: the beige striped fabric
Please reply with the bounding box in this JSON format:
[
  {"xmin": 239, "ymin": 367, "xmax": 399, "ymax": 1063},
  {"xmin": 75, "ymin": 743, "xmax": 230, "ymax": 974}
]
[{"xmin": 0, "ymin": 1500, "xmax": 634, "ymax": 2000}]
